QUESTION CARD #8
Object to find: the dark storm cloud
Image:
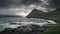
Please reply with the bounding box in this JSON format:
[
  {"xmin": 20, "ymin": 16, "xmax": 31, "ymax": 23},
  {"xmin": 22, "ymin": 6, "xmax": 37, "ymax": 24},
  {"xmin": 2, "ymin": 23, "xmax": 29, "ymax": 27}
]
[
  {"xmin": 0, "ymin": 0, "xmax": 60, "ymax": 8},
  {"xmin": 20, "ymin": 0, "xmax": 41, "ymax": 5},
  {"xmin": 0, "ymin": 0, "xmax": 41, "ymax": 8},
  {"xmin": 49, "ymin": 0, "xmax": 60, "ymax": 8},
  {"xmin": 0, "ymin": 0, "xmax": 14, "ymax": 8},
  {"xmin": 0, "ymin": 0, "xmax": 60, "ymax": 16}
]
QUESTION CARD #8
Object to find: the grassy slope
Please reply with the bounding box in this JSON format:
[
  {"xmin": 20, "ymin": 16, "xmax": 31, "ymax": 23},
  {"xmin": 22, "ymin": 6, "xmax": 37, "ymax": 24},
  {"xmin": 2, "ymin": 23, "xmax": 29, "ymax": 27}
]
[
  {"xmin": 27, "ymin": 8, "xmax": 60, "ymax": 34},
  {"xmin": 27, "ymin": 8, "xmax": 60, "ymax": 23},
  {"xmin": 42, "ymin": 24, "xmax": 60, "ymax": 34}
]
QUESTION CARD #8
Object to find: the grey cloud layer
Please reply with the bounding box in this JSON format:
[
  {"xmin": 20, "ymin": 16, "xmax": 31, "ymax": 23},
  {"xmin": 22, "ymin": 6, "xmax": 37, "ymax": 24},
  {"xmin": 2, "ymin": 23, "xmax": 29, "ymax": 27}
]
[
  {"xmin": 0, "ymin": 0, "xmax": 60, "ymax": 16},
  {"xmin": 20, "ymin": 0, "xmax": 41, "ymax": 5},
  {"xmin": 0, "ymin": 0, "xmax": 40, "ymax": 8},
  {"xmin": 0, "ymin": 0, "xmax": 60, "ymax": 8},
  {"xmin": 49, "ymin": 0, "xmax": 60, "ymax": 8}
]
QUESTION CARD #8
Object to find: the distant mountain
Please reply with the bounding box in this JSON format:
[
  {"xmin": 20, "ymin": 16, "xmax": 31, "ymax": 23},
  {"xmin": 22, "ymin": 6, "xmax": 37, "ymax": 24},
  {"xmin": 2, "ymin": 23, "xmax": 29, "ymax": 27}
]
[
  {"xmin": 0, "ymin": 14, "xmax": 22, "ymax": 17},
  {"xmin": 27, "ymin": 8, "xmax": 60, "ymax": 23}
]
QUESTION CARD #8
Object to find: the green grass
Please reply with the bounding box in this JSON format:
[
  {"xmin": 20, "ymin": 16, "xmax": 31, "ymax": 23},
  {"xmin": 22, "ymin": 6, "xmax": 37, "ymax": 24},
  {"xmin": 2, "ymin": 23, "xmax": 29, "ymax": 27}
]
[
  {"xmin": 42, "ymin": 24, "xmax": 60, "ymax": 34},
  {"xmin": 27, "ymin": 8, "xmax": 60, "ymax": 34},
  {"xmin": 27, "ymin": 8, "xmax": 60, "ymax": 23}
]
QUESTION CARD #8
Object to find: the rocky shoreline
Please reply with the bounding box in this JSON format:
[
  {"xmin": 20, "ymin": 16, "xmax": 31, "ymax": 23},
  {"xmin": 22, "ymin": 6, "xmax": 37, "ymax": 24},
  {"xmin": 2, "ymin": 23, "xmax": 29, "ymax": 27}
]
[{"xmin": 0, "ymin": 24, "xmax": 50, "ymax": 34}]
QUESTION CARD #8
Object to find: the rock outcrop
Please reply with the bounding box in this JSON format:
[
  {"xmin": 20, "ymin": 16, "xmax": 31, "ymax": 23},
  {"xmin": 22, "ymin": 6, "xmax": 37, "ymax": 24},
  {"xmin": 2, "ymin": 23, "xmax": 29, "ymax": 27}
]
[{"xmin": 0, "ymin": 24, "xmax": 49, "ymax": 34}]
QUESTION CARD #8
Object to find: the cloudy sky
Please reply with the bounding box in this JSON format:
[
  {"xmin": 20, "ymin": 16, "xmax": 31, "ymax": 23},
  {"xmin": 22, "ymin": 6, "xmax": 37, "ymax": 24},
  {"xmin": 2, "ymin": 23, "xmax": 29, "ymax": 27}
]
[{"xmin": 0, "ymin": 0, "xmax": 60, "ymax": 17}]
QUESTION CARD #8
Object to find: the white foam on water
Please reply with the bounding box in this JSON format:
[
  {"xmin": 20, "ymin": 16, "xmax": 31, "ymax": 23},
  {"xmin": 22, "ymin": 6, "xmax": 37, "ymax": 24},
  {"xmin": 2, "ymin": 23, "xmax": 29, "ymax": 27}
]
[
  {"xmin": 6, "ymin": 20, "xmax": 57, "ymax": 28},
  {"xmin": 0, "ymin": 18, "xmax": 57, "ymax": 31},
  {"xmin": 46, "ymin": 20, "xmax": 57, "ymax": 24}
]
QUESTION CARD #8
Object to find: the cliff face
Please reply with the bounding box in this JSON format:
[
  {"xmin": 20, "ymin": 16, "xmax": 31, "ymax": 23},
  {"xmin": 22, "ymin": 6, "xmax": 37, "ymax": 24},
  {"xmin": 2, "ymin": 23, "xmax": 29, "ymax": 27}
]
[
  {"xmin": 27, "ymin": 8, "xmax": 60, "ymax": 23},
  {"xmin": 27, "ymin": 9, "xmax": 45, "ymax": 18}
]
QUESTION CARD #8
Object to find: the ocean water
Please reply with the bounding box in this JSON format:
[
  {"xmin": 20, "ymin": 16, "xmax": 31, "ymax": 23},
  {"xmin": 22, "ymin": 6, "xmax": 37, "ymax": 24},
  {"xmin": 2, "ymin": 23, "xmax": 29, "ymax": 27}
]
[{"xmin": 0, "ymin": 17, "xmax": 57, "ymax": 31}]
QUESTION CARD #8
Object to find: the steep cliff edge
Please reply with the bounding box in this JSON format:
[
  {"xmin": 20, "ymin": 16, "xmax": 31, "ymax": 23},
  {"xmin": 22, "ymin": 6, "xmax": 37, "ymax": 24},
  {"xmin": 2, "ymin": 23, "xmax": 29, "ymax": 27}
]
[{"xmin": 27, "ymin": 8, "xmax": 60, "ymax": 23}]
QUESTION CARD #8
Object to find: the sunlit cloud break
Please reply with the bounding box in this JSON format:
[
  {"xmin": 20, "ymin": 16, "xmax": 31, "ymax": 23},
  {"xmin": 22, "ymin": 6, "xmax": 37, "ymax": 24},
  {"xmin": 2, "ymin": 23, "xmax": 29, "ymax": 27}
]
[
  {"xmin": 0, "ymin": 5, "xmax": 35, "ymax": 17},
  {"xmin": 0, "ymin": 0, "xmax": 60, "ymax": 17}
]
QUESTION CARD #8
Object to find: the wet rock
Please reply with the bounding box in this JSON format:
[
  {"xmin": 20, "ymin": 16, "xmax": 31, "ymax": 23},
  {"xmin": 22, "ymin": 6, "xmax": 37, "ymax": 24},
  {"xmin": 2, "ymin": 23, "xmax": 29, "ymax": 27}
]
[{"xmin": 0, "ymin": 24, "xmax": 49, "ymax": 34}]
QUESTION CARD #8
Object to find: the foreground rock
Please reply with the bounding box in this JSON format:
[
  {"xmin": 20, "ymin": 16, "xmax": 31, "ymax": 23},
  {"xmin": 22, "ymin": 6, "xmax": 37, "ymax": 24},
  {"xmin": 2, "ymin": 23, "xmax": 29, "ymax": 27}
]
[{"xmin": 0, "ymin": 24, "xmax": 49, "ymax": 34}]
